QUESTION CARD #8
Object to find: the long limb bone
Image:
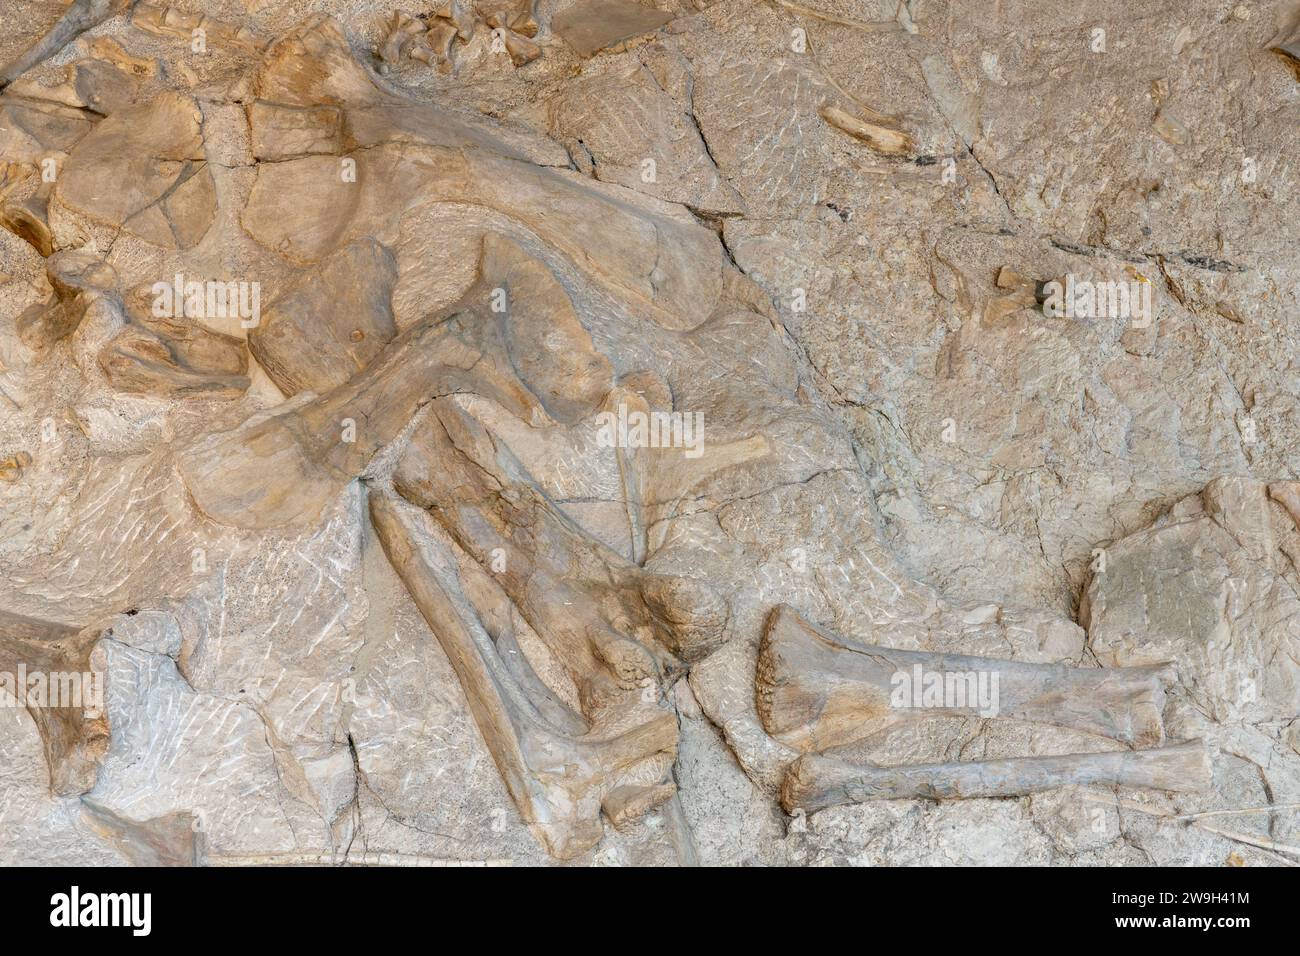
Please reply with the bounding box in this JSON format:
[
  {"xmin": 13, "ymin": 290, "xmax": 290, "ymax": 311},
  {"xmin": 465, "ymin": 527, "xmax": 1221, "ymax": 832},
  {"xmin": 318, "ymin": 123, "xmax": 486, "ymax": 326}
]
[
  {"xmin": 782, "ymin": 742, "xmax": 1212, "ymax": 813},
  {"xmin": 0, "ymin": 0, "xmax": 123, "ymax": 91},
  {"xmin": 369, "ymin": 489, "xmax": 677, "ymax": 859},
  {"xmin": 757, "ymin": 605, "xmax": 1173, "ymax": 751}
]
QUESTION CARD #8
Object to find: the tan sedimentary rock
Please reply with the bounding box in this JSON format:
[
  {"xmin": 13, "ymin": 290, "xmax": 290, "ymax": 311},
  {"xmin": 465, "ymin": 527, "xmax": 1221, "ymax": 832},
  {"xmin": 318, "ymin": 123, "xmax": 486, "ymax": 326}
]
[{"xmin": 2, "ymin": 2, "xmax": 1298, "ymax": 869}]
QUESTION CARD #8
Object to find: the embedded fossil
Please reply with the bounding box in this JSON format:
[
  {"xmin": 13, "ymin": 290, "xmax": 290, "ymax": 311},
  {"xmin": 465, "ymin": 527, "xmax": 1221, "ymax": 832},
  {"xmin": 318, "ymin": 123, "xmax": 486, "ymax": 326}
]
[
  {"xmin": 782, "ymin": 742, "xmax": 1212, "ymax": 813},
  {"xmin": 1, "ymin": 3, "xmax": 1297, "ymax": 870},
  {"xmin": 757, "ymin": 604, "xmax": 1174, "ymax": 752}
]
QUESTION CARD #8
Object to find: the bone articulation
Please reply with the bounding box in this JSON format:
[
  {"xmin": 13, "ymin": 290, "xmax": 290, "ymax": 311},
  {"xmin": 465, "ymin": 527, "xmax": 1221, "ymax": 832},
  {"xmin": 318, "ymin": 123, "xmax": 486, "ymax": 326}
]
[
  {"xmin": 782, "ymin": 742, "xmax": 1213, "ymax": 813},
  {"xmin": 756, "ymin": 604, "xmax": 1172, "ymax": 751}
]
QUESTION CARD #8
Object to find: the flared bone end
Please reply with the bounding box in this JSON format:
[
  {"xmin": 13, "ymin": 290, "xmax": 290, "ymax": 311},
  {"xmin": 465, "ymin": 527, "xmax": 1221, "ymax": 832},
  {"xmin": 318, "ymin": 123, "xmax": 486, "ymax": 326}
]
[{"xmin": 755, "ymin": 605, "xmax": 830, "ymax": 748}]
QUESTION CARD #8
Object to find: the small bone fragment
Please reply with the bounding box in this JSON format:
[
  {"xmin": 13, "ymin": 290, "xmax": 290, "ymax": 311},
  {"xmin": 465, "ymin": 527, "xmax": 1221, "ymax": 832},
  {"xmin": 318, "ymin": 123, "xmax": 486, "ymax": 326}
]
[
  {"xmin": 0, "ymin": 451, "xmax": 31, "ymax": 482},
  {"xmin": 756, "ymin": 605, "xmax": 1172, "ymax": 751},
  {"xmin": 378, "ymin": 11, "xmax": 426, "ymax": 65},
  {"xmin": 1268, "ymin": 482, "xmax": 1300, "ymax": 531},
  {"xmin": 782, "ymin": 742, "xmax": 1212, "ymax": 812},
  {"xmin": 88, "ymin": 37, "xmax": 159, "ymax": 78},
  {"xmin": 0, "ymin": 193, "xmax": 53, "ymax": 256},
  {"xmin": 1153, "ymin": 110, "xmax": 1187, "ymax": 145},
  {"xmin": 436, "ymin": 0, "xmax": 477, "ymax": 39},
  {"xmin": 818, "ymin": 104, "xmax": 914, "ymax": 155},
  {"xmin": 502, "ymin": 29, "xmax": 542, "ymax": 66}
]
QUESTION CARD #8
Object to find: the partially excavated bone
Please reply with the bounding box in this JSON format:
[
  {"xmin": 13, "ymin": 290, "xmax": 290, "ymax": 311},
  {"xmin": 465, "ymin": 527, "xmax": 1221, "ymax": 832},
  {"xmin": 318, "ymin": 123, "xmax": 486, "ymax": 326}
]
[
  {"xmin": 1270, "ymin": 18, "xmax": 1300, "ymax": 80},
  {"xmin": 0, "ymin": 611, "xmax": 108, "ymax": 796},
  {"xmin": 131, "ymin": 3, "xmax": 269, "ymax": 53},
  {"xmin": 370, "ymin": 488, "xmax": 678, "ymax": 859},
  {"xmin": 757, "ymin": 605, "xmax": 1173, "ymax": 751},
  {"xmin": 781, "ymin": 742, "xmax": 1213, "ymax": 813},
  {"xmin": 16, "ymin": 248, "xmax": 116, "ymax": 349},
  {"xmin": 0, "ymin": 0, "xmax": 121, "ymax": 90},
  {"xmin": 247, "ymin": 239, "xmax": 398, "ymax": 397},
  {"xmin": 52, "ymin": 91, "xmax": 216, "ymax": 250},
  {"xmin": 818, "ymin": 104, "xmax": 914, "ymax": 155},
  {"xmin": 551, "ymin": 0, "xmax": 674, "ymax": 58},
  {"xmin": 4, "ymin": 4, "xmax": 1297, "ymax": 869}
]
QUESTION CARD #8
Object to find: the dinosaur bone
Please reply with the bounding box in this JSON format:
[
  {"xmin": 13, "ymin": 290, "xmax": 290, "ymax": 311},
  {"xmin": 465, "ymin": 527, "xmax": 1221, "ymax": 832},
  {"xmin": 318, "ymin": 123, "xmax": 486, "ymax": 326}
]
[
  {"xmin": 757, "ymin": 604, "xmax": 1173, "ymax": 751},
  {"xmin": 0, "ymin": 0, "xmax": 122, "ymax": 91},
  {"xmin": 781, "ymin": 742, "xmax": 1212, "ymax": 813},
  {"xmin": 369, "ymin": 488, "xmax": 678, "ymax": 859}
]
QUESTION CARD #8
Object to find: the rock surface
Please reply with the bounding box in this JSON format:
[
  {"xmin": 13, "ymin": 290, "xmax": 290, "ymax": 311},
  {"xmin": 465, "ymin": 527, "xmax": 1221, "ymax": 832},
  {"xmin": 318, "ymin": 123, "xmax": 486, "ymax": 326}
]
[{"xmin": 0, "ymin": 0, "xmax": 1297, "ymax": 867}]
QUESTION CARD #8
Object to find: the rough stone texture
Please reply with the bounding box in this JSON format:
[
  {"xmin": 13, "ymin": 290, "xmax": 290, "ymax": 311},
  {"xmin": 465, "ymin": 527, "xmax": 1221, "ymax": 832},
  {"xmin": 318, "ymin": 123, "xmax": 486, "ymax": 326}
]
[{"xmin": 0, "ymin": 0, "xmax": 1297, "ymax": 867}]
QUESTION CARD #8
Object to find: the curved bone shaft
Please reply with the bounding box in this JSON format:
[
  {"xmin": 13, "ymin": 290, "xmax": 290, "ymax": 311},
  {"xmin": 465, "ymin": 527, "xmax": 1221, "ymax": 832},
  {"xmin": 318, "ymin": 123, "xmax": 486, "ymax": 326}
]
[
  {"xmin": 394, "ymin": 398, "xmax": 679, "ymax": 703},
  {"xmin": 757, "ymin": 605, "xmax": 1171, "ymax": 751},
  {"xmin": 0, "ymin": 0, "xmax": 119, "ymax": 89},
  {"xmin": 369, "ymin": 489, "xmax": 677, "ymax": 860},
  {"xmin": 782, "ymin": 742, "xmax": 1211, "ymax": 813},
  {"xmin": 0, "ymin": 610, "xmax": 109, "ymax": 795}
]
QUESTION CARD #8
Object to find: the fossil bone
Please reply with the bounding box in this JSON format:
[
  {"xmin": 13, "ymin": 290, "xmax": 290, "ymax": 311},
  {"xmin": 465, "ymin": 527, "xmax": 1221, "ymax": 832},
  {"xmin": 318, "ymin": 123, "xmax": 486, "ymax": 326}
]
[
  {"xmin": 551, "ymin": 0, "xmax": 674, "ymax": 59},
  {"xmin": 369, "ymin": 488, "xmax": 679, "ymax": 859},
  {"xmin": 781, "ymin": 742, "xmax": 1212, "ymax": 812},
  {"xmin": 0, "ymin": 0, "xmax": 123, "ymax": 91},
  {"xmin": 0, "ymin": 611, "xmax": 109, "ymax": 796},
  {"xmin": 757, "ymin": 604, "xmax": 1173, "ymax": 751},
  {"xmin": 818, "ymin": 103, "xmax": 914, "ymax": 155}
]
